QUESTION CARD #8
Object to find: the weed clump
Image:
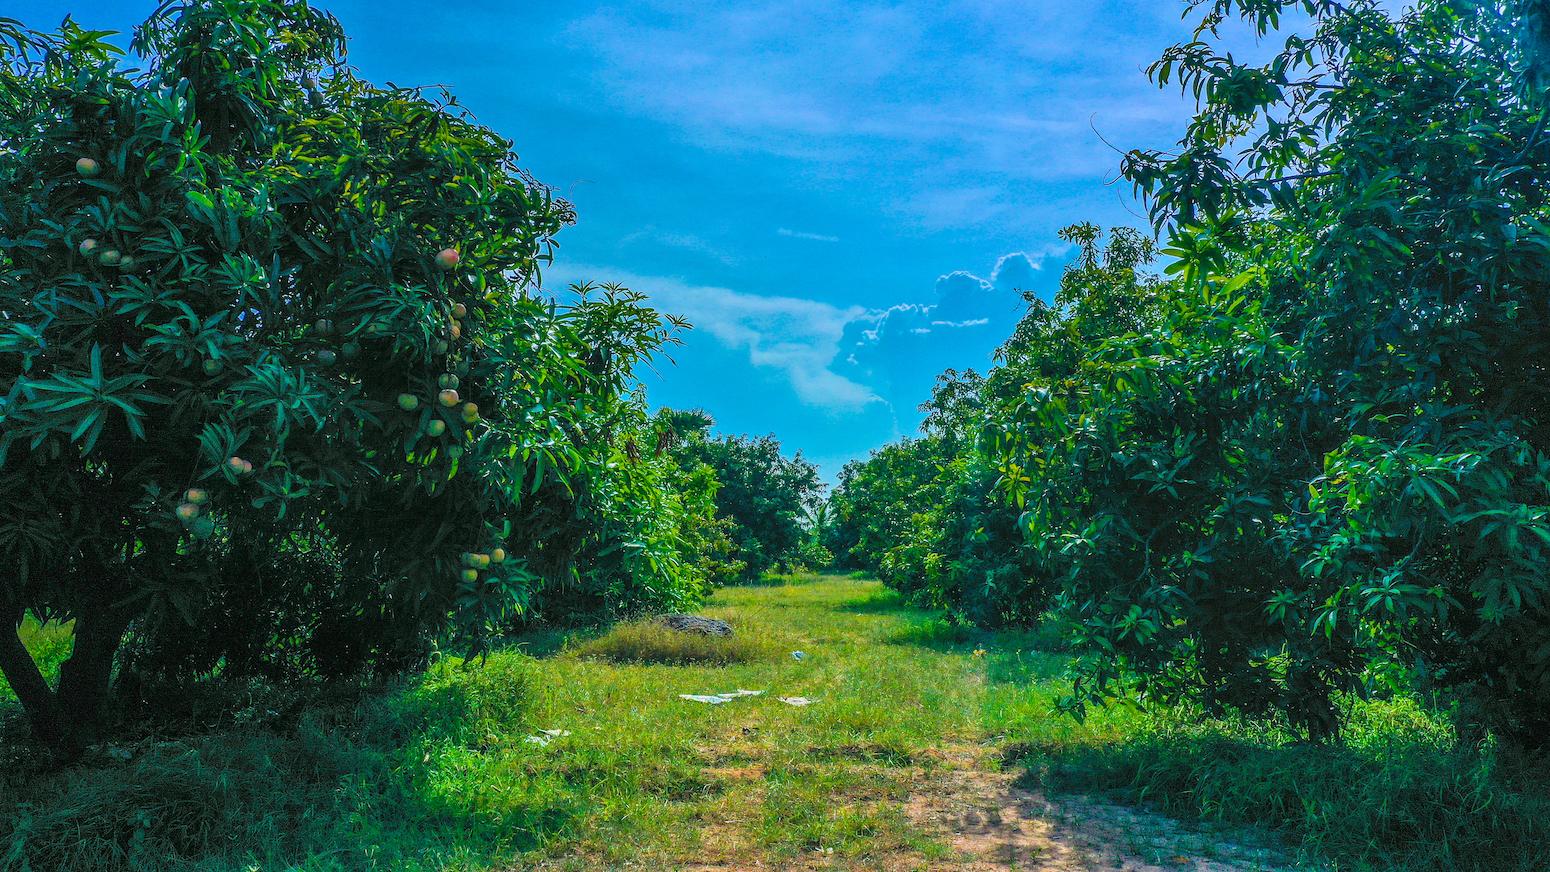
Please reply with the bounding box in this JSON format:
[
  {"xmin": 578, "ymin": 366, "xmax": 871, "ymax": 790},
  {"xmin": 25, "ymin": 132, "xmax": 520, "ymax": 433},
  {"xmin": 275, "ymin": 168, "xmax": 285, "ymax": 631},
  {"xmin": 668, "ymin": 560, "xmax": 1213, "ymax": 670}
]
[{"xmin": 570, "ymin": 619, "xmax": 782, "ymax": 666}]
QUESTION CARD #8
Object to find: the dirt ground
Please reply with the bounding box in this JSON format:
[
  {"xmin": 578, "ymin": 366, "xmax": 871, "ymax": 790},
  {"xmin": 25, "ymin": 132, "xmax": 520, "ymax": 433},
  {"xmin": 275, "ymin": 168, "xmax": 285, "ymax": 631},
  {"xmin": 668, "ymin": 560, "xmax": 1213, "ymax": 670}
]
[{"xmin": 677, "ymin": 742, "xmax": 1300, "ymax": 871}]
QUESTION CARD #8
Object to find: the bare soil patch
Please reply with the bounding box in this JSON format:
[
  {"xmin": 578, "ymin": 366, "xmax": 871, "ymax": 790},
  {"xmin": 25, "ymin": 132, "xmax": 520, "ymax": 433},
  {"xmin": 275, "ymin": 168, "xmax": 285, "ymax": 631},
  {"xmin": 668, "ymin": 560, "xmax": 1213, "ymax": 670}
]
[{"xmin": 899, "ymin": 744, "xmax": 1300, "ymax": 872}]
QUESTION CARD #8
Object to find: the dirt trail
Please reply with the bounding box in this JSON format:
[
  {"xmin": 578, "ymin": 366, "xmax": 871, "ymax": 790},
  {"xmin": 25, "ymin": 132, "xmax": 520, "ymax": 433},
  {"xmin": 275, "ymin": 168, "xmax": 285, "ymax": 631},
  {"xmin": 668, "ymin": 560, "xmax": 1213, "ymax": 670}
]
[{"xmin": 897, "ymin": 744, "xmax": 1295, "ymax": 872}]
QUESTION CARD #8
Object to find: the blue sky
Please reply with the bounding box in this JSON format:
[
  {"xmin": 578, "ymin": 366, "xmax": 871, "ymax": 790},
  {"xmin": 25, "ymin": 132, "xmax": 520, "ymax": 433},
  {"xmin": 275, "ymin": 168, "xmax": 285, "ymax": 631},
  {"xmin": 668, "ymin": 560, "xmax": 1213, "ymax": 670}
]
[{"xmin": 16, "ymin": 0, "xmax": 1277, "ymax": 481}]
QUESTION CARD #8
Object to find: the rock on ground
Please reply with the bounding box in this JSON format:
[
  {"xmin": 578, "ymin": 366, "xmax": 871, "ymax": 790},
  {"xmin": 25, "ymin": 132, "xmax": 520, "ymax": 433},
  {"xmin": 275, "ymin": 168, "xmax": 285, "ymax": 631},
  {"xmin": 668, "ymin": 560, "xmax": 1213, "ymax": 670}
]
[{"xmin": 658, "ymin": 614, "xmax": 734, "ymax": 636}]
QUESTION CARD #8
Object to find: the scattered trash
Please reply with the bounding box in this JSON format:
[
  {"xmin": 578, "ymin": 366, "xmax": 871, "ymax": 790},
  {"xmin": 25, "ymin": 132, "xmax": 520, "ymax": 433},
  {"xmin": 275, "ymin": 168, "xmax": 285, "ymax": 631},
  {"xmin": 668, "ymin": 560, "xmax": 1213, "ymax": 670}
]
[
  {"xmin": 791, "ymin": 651, "xmax": 807, "ymax": 661},
  {"xmin": 679, "ymin": 690, "xmax": 766, "ymax": 704},
  {"xmin": 523, "ymin": 729, "xmax": 571, "ymax": 746},
  {"xmin": 778, "ymin": 696, "xmax": 814, "ymax": 706}
]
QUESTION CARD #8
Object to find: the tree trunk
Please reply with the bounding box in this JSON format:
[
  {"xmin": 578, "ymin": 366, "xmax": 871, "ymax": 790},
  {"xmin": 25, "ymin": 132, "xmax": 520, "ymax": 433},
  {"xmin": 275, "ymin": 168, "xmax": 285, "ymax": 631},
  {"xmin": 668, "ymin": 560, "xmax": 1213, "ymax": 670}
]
[
  {"xmin": 0, "ymin": 598, "xmax": 131, "ymax": 759},
  {"xmin": 1286, "ymin": 665, "xmax": 1342, "ymax": 745},
  {"xmin": 54, "ymin": 604, "xmax": 130, "ymax": 752},
  {"xmin": 0, "ymin": 609, "xmax": 73, "ymax": 755}
]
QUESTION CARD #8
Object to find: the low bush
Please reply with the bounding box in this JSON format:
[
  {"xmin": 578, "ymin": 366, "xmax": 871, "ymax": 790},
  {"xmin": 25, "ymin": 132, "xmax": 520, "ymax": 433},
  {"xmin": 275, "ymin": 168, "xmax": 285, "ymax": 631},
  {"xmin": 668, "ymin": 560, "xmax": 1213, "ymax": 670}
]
[{"xmin": 0, "ymin": 619, "xmax": 70, "ymax": 706}]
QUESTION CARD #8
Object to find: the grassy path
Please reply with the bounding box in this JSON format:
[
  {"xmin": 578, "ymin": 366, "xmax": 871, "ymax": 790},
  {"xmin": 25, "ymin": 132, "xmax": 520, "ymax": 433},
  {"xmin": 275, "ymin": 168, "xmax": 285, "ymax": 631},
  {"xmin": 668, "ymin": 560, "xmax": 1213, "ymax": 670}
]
[{"xmin": 516, "ymin": 574, "xmax": 1293, "ymax": 870}]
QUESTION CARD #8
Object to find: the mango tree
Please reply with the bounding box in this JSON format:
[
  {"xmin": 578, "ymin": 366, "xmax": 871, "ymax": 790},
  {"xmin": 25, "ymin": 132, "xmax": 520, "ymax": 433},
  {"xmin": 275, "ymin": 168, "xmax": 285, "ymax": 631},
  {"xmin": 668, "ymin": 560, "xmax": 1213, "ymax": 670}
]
[
  {"xmin": 0, "ymin": 1, "xmax": 686, "ymax": 755},
  {"xmin": 1003, "ymin": 0, "xmax": 1550, "ymax": 744}
]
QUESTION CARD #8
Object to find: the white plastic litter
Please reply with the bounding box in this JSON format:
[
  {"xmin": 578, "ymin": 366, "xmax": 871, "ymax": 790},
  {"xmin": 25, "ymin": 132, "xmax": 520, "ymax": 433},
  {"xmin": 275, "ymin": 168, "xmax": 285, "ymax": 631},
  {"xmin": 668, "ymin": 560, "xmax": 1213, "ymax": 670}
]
[
  {"xmin": 777, "ymin": 696, "xmax": 814, "ymax": 706},
  {"xmin": 679, "ymin": 690, "xmax": 765, "ymax": 704},
  {"xmin": 791, "ymin": 651, "xmax": 807, "ymax": 661},
  {"xmin": 523, "ymin": 729, "xmax": 571, "ymax": 746}
]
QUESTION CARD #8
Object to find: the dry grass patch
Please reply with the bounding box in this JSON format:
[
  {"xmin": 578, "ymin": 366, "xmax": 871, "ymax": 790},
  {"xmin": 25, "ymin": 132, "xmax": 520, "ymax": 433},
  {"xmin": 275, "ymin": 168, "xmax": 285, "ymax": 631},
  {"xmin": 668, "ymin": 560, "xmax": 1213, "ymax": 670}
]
[{"xmin": 568, "ymin": 618, "xmax": 785, "ymax": 666}]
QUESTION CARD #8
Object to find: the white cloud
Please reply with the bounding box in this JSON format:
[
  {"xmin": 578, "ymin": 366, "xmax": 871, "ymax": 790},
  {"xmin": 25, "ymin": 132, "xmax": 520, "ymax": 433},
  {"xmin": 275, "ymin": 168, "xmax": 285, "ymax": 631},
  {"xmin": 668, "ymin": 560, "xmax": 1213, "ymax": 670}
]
[
  {"xmin": 544, "ymin": 265, "xmax": 877, "ymax": 410},
  {"xmin": 832, "ymin": 247, "xmax": 1070, "ymax": 429},
  {"xmin": 560, "ymin": 1, "xmax": 1254, "ymax": 233},
  {"xmin": 777, "ymin": 227, "xmax": 840, "ymax": 243},
  {"xmin": 619, "ymin": 227, "xmax": 738, "ymax": 265},
  {"xmin": 540, "ymin": 246, "xmax": 1070, "ymax": 422}
]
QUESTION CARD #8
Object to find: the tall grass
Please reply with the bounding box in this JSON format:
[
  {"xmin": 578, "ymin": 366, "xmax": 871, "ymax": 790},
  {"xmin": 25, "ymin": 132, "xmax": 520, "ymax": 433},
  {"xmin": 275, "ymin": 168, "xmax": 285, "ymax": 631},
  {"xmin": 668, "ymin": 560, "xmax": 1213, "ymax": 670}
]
[
  {"xmin": 568, "ymin": 618, "xmax": 785, "ymax": 666},
  {"xmin": 1, "ymin": 657, "xmax": 559, "ymax": 871}
]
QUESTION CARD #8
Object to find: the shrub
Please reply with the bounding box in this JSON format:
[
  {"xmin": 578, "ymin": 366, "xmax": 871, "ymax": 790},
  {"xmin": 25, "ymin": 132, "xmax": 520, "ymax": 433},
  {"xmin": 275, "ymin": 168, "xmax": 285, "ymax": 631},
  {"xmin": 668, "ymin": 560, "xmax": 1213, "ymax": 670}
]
[
  {"xmin": 1018, "ymin": 698, "xmax": 1550, "ymax": 872},
  {"xmin": 989, "ymin": 1, "xmax": 1550, "ymax": 745},
  {"xmin": 0, "ymin": 653, "xmax": 543, "ymax": 872}
]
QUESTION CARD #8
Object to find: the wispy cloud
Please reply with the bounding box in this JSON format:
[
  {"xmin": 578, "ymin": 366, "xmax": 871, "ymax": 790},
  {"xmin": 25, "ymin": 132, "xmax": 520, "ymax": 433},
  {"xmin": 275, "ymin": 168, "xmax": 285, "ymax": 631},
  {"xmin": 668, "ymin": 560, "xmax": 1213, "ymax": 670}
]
[
  {"xmin": 564, "ymin": 1, "xmax": 1204, "ymax": 231},
  {"xmin": 833, "ymin": 248, "xmax": 1069, "ymax": 428},
  {"xmin": 542, "ymin": 246, "xmax": 1071, "ymax": 429},
  {"xmin": 777, "ymin": 227, "xmax": 840, "ymax": 243},
  {"xmin": 545, "ymin": 265, "xmax": 877, "ymax": 411},
  {"xmin": 619, "ymin": 227, "xmax": 739, "ymax": 265}
]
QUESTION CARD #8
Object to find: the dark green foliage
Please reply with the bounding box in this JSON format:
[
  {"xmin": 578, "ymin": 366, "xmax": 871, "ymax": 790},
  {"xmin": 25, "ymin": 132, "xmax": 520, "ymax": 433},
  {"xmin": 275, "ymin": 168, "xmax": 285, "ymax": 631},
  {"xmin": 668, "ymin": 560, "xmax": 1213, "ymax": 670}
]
[
  {"xmin": 852, "ymin": 0, "xmax": 1550, "ymax": 750},
  {"xmin": 805, "ymin": 3, "xmax": 1550, "ymax": 866},
  {"xmin": 0, "ymin": 656, "xmax": 547, "ymax": 871},
  {"xmin": 1018, "ymin": 699, "xmax": 1550, "ymax": 872},
  {"xmin": 0, "ymin": 1, "xmax": 711, "ymax": 753}
]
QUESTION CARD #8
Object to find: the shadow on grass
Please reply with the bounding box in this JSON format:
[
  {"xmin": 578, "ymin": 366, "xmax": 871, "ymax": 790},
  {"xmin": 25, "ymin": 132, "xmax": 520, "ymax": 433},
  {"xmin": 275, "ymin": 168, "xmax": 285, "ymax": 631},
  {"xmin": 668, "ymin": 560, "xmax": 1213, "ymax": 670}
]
[
  {"xmin": 502, "ymin": 625, "xmax": 582, "ymax": 659},
  {"xmin": 985, "ymin": 648, "xmax": 1066, "ymax": 684},
  {"xmin": 0, "ymin": 656, "xmax": 588, "ymax": 872},
  {"xmin": 884, "ymin": 616, "xmax": 981, "ymax": 648},
  {"xmin": 882, "ymin": 616, "xmax": 1068, "ymax": 684},
  {"xmin": 736, "ymin": 572, "xmax": 820, "ymax": 588},
  {"xmin": 838, "ymin": 588, "xmax": 914, "ymax": 615},
  {"xmin": 1005, "ymin": 704, "xmax": 1550, "ymax": 872}
]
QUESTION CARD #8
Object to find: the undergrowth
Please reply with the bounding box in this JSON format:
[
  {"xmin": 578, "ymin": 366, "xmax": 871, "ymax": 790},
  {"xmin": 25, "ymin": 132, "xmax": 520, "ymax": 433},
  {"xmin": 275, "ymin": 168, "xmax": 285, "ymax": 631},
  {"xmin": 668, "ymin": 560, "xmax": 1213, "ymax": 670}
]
[
  {"xmin": 0, "ymin": 657, "xmax": 551, "ymax": 871},
  {"xmin": 995, "ymin": 692, "xmax": 1550, "ymax": 872}
]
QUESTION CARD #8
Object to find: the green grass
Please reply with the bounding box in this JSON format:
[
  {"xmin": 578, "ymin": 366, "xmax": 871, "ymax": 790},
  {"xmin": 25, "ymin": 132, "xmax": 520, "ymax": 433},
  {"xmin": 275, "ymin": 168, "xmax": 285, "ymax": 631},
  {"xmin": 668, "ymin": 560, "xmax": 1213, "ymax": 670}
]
[{"xmin": 2, "ymin": 575, "xmax": 1547, "ymax": 871}]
